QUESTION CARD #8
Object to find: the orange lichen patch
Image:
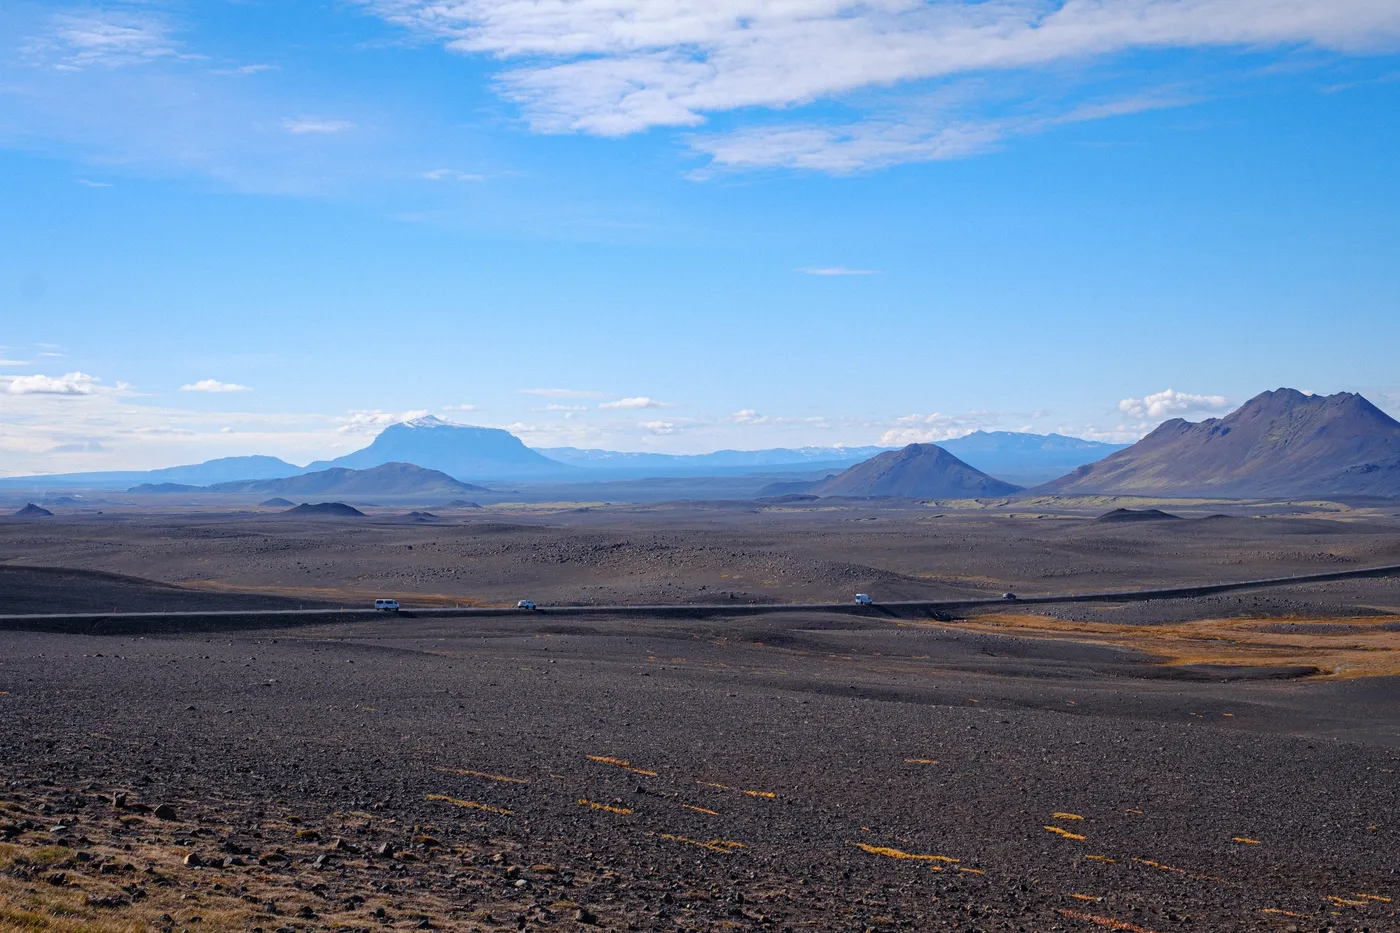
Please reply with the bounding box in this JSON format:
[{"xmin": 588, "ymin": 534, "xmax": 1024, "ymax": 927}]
[
  {"xmin": 681, "ymin": 804, "xmax": 720, "ymax": 816},
  {"xmin": 1355, "ymin": 893, "xmax": 1392, "ymax": 903},
  {"xmin": 851, "ymin": 842, "xmax": 959, "ymax": 864},
  {"xmin": 1057, "ymin": 908, "xmax": 1159, "ymax": 933},
  {"xmin": 1261, "ymin": 908, "xmax": 1308, "ymax": 919},
  {"xmin": 659, "ymin": 834, "xmax": 746, "ymax": 853},
  {"xmin": 939, "ymin": 612, "xmax": 1400, "ymax": 679},
  {"xmin": 577, "ymin": 799, "xmax": 633, "ymax": 815},
  {"xmin": 1125, "ymin": 809, "xmax": 1144, "ymax": 815},
  {"xmin": 1085, "ymin": 855, "xmax": 1117, "ymax": 863},
  {"xmin": 742, "ymin": 790, "xmax": 777, "ymax": 799},
  {"xmin": 586, "ymin": 755, "xmax": 658, "ymax": 777},
  {"xmin": 696, "ymin": 781, "xmax": 730, "ymax": 790},
  {"xmin": 1045, "ymin": 826, "xmax": 1086, "ymax": 841},
  {"xmin": 1231, "ymin": 837, "xmax": 1261, "ymax": 845},
  {"xmin": 904, "ymin": 759, "xmax": 939, "ymax": 765},
  {"xmin": 1071, "ymin": 894, "xmax": 1103, "ymax": 902},
  {"xmin": 1329, "ymin": 896, "xmax": 1370, "ymax": 907},
  {"xmin": 435, "ymin": 767, "xmax": 529, "ymax": 784},
  {"xmin": 958, "ymin": 867, "xmax": 984, "ymax": 875},
  {"xmin": 423, "ymin": 794, "xmax": 512, "ymax": 815},
  {"xmin": 1053, "ymin": 812, "xmax": 1085, "ymax": 821}
]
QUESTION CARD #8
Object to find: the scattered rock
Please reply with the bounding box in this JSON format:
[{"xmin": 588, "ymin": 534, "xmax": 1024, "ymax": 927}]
[
  {"xmin": 183, "ymin": 852, "xmax": 202, "ymax": 867},
  {"xmin": 574, "ymin": 907, "xmax": 598, "ymax": 924},
  {"xmin": 153, "ymin": 804, "xmax": 178, "ymax": 820}
]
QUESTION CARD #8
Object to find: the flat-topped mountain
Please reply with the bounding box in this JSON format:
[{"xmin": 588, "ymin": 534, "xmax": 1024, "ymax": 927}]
[
  {"xmin": 212, "ymin": 462, "xmax": 486, "ymax": 497},
  {"xmin": 1038, "ymin": 389, "xmax": 1400, "ymax": 498},
  {"xmin": 813, "ymin": 444, "xmax": 1022, "ymax": 498},
  {"xmin": 939, "ymin": 431, "xmax": 1128, "ymax": 486},
  {"xmin": 307, "ymin": 416, "xmax": 569, "ymax": 480}
]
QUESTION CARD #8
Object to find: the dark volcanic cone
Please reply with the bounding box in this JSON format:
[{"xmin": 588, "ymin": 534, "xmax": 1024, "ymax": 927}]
[
  {"xmin": 1038, "ymin": 389, "xmax": 1400, "ymax": 498},
  {"xmin": 14, "ymin": 503, "xmax": 54, "ymax": 518},
  {"xmin": 813, "ymin": 444, "xmax": 1022, "ymax": 498}
]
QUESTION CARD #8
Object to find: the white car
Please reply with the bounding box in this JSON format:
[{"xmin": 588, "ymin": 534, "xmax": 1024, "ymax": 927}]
[
  {"xmin": 374, "ymin": 599, "xmax": 400, "ymax": 612},
  {"xmin": 517, "ymin": 600, "xmax": 537, "ymax": 610},
  {"xmin": 854, "ymin": 593, "xmax": 873, "ymax": 605}
]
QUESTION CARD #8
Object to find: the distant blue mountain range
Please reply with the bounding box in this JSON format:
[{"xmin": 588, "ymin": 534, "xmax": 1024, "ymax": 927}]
[{"xmin": 0, "ymin": 419, "xmax": 1125, "ymax": 490}]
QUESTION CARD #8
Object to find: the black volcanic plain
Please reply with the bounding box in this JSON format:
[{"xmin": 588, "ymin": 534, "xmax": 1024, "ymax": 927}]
[{"xmin": 3, "ymin": 498, "xmax": 1400, "ymax": 931}]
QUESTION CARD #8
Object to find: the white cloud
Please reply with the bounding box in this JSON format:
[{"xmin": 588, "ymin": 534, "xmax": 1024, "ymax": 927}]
[
  {"xmin": 878, "ymin": 412, "xmax": 986, "ymax": 446},
  {"xmin": 728, "ymin": 409, "xmax": 768, "ymax": 425},
  {"xmin": 76, "ymin": 178, "xmax": 113, "ymax": 188},
  {"xmin": 519, "ymin": 388, "xmax": 606, "ymax": 399},
  {"xmin": 180, "ymin": 378, "xmax": 250, "ymax": 393},
  {"xmin": 0, "ymin": 359, "xmax": 31, "ymax": 367},
  {"xmin": 5, "ymin": 371, "xmax": 101, "ymax": 396},
  {"xmin": 538, "ymin": 403, "xmax": 588, "ymax": 412},
  {"xmin": 796, "ymin": 266, "xmax": 879, "ymax": 276},
  {"xmin": 422, "ymin": 168, "xmax": 487, "ymax": 182},
  {"xmin": 639, "ymin": 420, "xmax": 681, "ymax": 435},
  {"xmin": 336, "ymin": 409, "xmax": 430, "ymax": 434},
  {"xmin": 598, "ymin": 396, "xmax": 673, "ymax": 410},
  {"xmin": 1118, "ymin": 388, "xmax": 1230, "ymax": 420},
  {"xmin": 361, "ymin": 0, "xmax": 1400, "ymax": 154},
  {"xmin": 282, "ymin": 118, "xmax": 356, "ymax": 134},
  {"xmin": 443, "ymin": 403, "xmax": 480, "ymax": 411}
]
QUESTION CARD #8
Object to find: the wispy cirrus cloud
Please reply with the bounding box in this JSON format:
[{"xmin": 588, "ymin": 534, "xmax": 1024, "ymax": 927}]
[
  {"xmin": 360, "ymin": 0, "xmax": 1400, "ymax": 171},
  {"xmin": 281, "ymin": 118, "xmax": 356, "ymax": 135},
  {"xmin": 519, "ymin": 388, "xmax": 606, "ymax": 399},
  {"xmin": 28, "ymin": 8, "xmax": 182, "ymax": 71},
  {"xmin": 797, "ymin": 266, "xmax": 879, "ymax": 276}
]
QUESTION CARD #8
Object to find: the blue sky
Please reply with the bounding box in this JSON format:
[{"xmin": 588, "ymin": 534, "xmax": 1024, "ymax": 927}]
[{"xmin": 1, "ymin": 0, "xmax": 1398, "ymax": 474}]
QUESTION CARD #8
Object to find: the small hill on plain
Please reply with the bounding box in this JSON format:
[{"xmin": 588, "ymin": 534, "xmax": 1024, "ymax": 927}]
[
  {"xmin": 260, "ymin": 497, "xmax": 295, "ymax": 507},
  {"xmin": 14, "ymin": 503, "xmax": 53, "ymax": 517},
  {"xmin": 211, "ymin": 462, "xmax": 486, "ymax": 497},
  {"xmin": 1038, "ymin": 389, "xmax": 1400, "ymax": 498},
  {"xmin": 1093, "ymin": 508, "xmax": 1182, "ymax": 524},
  {"xmin": 283, "ymin": 502, "xmax": 365, "ymax": 517},
  {"xmin": 812, "ymin": 444, "xmax": 1022, "ymax": 498}
]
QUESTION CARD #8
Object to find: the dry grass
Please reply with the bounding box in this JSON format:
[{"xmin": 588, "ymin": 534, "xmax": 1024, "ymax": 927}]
[{"xmin": 947, "ymin": 612, "xmax": 1400, "ymax": 678}]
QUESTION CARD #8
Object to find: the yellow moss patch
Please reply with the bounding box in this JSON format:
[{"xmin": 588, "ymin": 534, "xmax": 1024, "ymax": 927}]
[
  {"xmin": 1045, "ymin": 826, "xmax": 1086, "ymax": 841},
  {"xmin": 1053, "ymin": 812, "xmax": 1084, "ymax": 821},
  {"xmin": 577, "ymin": 799, "xmax": 632, "ymax": 815},
  {"xmin": 941, "ymin": 612, "xmax": 1400, "ymax": 680},
  {"xmin": 658, "ymin": 834, "xmax": 746, "ymax": 854},
  {"xmin": 423, "ymin": 794, "xmax": 512, "ymax": 815},
  {"xmin": 1231, "ymin": 837, "xmax": 1261, "ymax": 845},
  {"xmin": 850, "ymin": 842, "xmax": 959, "ymax": 864},
  {"xmin": 435, "ymin": 767, "xmax": 529, "ymax": 784},
  {"xmin": 681, "ymin": 804, "xmax": 720, "ymax": 816},
  {"xmin": 586, "ymin": 755, "xmax": 658, "ymax": 777}
]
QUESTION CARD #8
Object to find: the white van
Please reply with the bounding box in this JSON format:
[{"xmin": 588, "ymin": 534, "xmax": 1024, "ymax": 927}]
[
  {"xmin": 517, "ymin": 600, "xmax": 537, "ymax": 610},
  {"xmin": 374, "ymin": 599, "xmax": 400, "ymax": 612},
  {"xmin": 854, "ymin": 593, "xmax": 873, "ymax": 605}
]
